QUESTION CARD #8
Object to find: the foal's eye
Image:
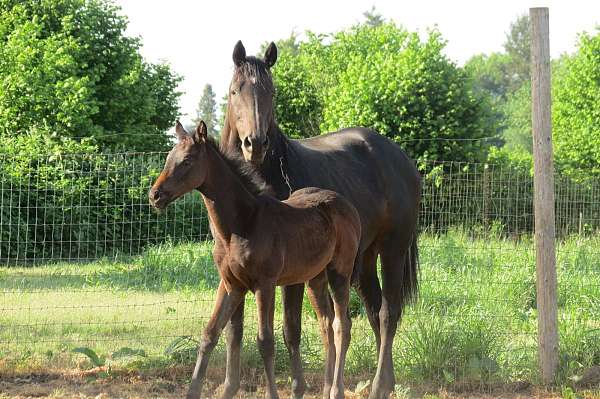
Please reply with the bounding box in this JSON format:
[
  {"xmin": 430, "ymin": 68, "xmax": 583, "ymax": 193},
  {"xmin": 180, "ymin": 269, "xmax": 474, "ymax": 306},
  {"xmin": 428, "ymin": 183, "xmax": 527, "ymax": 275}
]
[
  {"xmin": 182, "ymin": 159, "xmax": 191, "ymax": 166},
  {"xmin": 231, "ymin": 89, "xmax": 238, "ymax": 96}
]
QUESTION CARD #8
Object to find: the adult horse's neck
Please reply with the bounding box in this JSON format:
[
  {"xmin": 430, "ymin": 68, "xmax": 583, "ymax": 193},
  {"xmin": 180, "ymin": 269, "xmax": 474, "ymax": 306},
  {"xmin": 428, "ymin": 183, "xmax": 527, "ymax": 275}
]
[{"xmin": 199, "ymin": 143, "xmax": 258, "ymax": 241}]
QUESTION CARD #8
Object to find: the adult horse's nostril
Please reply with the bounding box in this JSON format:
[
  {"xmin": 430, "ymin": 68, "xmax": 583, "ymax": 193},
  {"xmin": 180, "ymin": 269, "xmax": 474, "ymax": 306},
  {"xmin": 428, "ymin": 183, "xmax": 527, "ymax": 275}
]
[
  {"xmin": 152, "ymin": 190, "xmax": 161, "ymax": 200},
  {"xmin": 243, "ymin": 136, "xmax": 252, "ymax": 149},
  {"xmin": 263, "ymin": 136, "xmax": 269, "ymax": 147}
]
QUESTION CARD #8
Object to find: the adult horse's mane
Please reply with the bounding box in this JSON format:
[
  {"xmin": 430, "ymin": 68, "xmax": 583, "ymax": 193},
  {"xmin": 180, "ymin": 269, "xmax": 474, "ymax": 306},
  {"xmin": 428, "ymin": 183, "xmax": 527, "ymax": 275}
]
[{"xmin": 231, "ymin": 56, "xmax": 273, "ymax": 91}]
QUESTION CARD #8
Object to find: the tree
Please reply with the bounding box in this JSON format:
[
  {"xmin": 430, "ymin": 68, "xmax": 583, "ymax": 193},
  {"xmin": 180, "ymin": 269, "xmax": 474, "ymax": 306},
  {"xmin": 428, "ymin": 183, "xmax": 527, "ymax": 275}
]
[
  {"xmin": 0, "ymin": 0, "xmax": 181, "ymax": 151},
  {"xmin": 503, "ymin": 14, "xmax": 530, "ymax": 88},
  {"xmin": 363, "ymin": 6, "xmax": 384, "ymax": 27},
  {"xmin": 553, "ymin": 30, "xmax": 600, "ymax": 178},
  {"xmin": 193, "ymin": 84, "xmax": 218, "ymax": 136},
  {"xmin": 271, "ymin": 22, "xmax": 496, "ymax": 162}
]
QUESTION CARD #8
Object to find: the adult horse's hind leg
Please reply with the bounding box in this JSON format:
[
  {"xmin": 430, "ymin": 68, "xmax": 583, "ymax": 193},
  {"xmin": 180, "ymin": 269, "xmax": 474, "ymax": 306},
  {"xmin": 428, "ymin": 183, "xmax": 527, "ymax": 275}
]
[
  {"xmin": 282, "ymin": 284, "xmax": 306, "ymax": 399},
  {"xmin": 370, "ymin": 230, "xmax": 413, "ymax": 399},
  {"xmin": 354, "ymin": 244, "xmax": 382, "ymax": 353},
  {"xmin": 187, "ymin": 280, "xmax": 245, "ymax": 399},
  {"xmin": 221, "ymin": 301, "xmax": 245, "ymax": 399},
  {"xmin": 306, "ymin": 272, "xmax": 335, "ymax": 399},
  {"xmin": 327, "ymin": 267, "xmax": 352, "ymax": 399}
]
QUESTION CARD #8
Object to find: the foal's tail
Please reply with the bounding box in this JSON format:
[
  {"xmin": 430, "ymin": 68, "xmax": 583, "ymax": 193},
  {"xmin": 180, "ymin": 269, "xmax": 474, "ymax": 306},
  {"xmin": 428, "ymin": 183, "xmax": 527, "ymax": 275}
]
[{"xmin": 399, "ymin": 230, "xmax": 420, "ymax": 309}]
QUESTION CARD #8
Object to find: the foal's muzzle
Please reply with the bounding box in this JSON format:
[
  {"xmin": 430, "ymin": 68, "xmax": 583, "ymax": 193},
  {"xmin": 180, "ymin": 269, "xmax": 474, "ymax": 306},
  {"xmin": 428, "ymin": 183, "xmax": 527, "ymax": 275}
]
[{"xmin": 148, "ymin": 188, "xmax": 170, "ymax": 209}]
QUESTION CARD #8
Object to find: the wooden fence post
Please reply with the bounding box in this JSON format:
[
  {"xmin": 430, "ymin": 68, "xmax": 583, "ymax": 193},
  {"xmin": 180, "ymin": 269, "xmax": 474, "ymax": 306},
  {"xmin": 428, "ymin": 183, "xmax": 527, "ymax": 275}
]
[{"xmin": 530, "ymin": 7, "xmax": 559, "ymax": 384}]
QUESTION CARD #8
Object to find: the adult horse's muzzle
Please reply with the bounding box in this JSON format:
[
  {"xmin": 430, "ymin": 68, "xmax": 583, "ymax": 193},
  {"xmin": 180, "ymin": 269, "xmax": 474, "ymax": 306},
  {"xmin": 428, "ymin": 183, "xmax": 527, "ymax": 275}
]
[{"xmin": 241, "ymin": 134, "xmax": 269, "ymax": 165}]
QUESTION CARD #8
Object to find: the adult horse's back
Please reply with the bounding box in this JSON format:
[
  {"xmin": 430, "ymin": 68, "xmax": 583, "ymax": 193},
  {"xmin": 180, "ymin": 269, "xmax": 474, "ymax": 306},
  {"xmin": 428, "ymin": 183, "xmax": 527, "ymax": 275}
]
[{"xmin": 220, "ymin": 40, "xmax": 421, "ymax": 399}]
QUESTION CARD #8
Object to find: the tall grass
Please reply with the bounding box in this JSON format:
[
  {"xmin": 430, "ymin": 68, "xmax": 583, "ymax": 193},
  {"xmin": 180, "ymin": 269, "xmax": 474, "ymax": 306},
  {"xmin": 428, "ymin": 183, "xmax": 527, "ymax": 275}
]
[{"xmin": 1, "ymin": 229, "xmax": 598, "ymax": 387}]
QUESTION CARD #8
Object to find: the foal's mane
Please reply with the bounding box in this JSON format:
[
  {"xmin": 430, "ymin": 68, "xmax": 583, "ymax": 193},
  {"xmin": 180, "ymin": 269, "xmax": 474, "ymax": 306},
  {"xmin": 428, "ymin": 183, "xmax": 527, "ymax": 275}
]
[{"xmin": 204, "ymin": 136, "xmax": 272, "ymax": 197}]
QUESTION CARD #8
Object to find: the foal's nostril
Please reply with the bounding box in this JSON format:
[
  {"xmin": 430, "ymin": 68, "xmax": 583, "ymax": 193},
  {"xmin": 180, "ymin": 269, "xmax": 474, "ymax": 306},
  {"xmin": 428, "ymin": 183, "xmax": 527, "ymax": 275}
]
[
  {"xmin": 243, "ymin": 137, "xmax": 252, "ymax": 149},
  {"xmin": 263, "ymin": 136, "xmax": 269, "ymax": 147}
]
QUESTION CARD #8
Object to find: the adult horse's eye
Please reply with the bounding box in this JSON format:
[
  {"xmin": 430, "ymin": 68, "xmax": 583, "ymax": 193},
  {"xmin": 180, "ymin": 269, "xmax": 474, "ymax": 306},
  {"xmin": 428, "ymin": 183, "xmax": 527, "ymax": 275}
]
[{"xmin": 231, "ymin": 89, "xmax": 238, "ymax": 96}]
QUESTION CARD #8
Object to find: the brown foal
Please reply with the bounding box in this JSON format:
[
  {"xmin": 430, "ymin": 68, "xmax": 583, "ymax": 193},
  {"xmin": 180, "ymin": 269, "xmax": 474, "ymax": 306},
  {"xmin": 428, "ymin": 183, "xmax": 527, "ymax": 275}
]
[{"xmin": 149, "ymin": 121, "xmax": 361, "ymax": 399}]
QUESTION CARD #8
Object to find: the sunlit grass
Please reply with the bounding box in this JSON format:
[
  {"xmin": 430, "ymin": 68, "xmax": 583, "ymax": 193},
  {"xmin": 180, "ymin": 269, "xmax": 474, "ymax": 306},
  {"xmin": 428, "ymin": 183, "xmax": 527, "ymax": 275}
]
[{"xmin": 1, "ymin": 230, "xmax": 598, "ymax": 386}]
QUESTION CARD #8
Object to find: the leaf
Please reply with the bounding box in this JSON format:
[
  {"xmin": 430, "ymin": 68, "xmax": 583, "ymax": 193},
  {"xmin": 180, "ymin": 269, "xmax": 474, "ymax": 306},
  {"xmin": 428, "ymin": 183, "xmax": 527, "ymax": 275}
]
[
  {"xmin": 111, "ymin": 347, "xmax": 147, "ymax": 359},
  {"xmin": 443, "ymin": 369, "xmax": 455, "ymax": 384},
  {"xmin": 164, "ymin": 336, "xmax": 198, "ymax": 356},
  {"xmin": 354, "ymin": 379, "xmax": 370, "ymax": 394},
  {"xmin": 73, "ymin": 347, "xmax": 105, "ymax": 367}
]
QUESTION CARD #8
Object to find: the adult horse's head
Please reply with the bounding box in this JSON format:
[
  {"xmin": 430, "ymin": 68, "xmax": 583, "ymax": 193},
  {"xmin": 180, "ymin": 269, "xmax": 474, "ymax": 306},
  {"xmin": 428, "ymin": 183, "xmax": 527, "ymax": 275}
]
[
  {"xmin": 149, "ymin": 121, "xmax": 209, "ymax": 209},
  {"xmin": 223, "ymin": 40, "xmax": 277, "ymax": 165}
]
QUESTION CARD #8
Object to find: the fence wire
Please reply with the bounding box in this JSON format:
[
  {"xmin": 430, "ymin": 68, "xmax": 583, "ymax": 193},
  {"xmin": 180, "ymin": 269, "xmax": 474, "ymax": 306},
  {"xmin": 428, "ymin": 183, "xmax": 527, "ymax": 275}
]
[{"xmin": 0, "ymin": 153, "xmax": 599, "ymax": 387}]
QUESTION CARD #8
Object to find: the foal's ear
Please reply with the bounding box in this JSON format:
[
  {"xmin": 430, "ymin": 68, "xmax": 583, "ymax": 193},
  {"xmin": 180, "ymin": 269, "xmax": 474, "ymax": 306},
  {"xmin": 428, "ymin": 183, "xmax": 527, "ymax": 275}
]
[
  {"xmin": 264, "ymin": 42, "xmax": 277, "ymax": 68},
  {"xmin": 194, "ymin": 120, "xmax": 208, "ymax": 143},
  {"xmin": 175, "ymin": 120, "xmax": 188, "ymax": 142},
  {"xmin": 232, "ymin": 40, "xmax": 246, "ymax": 67}
]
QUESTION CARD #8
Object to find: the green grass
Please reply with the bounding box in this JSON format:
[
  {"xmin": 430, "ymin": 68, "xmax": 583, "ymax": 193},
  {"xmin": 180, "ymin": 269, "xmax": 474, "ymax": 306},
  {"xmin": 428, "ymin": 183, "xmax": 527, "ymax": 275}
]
[{"xmin": 1, "ymin": 229, "xmax": 599, "ymax": 387}]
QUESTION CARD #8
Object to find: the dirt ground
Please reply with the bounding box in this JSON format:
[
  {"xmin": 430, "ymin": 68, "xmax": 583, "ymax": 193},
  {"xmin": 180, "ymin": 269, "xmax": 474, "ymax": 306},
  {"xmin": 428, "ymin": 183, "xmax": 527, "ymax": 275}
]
[{"xmin": 0, "ymin": 369, "xmax": 598, "ymax": 399}]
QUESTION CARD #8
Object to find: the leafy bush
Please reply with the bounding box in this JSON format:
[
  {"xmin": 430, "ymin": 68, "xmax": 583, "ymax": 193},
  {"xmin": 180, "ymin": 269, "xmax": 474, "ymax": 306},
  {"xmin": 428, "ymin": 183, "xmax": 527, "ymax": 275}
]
[
  {"xmin": 0, "ymin": 132, "xmax": 208, "ymax": 264},
  {"xmin": 270, "ymin": 23, "xmax": 496, "ymax": 162}
]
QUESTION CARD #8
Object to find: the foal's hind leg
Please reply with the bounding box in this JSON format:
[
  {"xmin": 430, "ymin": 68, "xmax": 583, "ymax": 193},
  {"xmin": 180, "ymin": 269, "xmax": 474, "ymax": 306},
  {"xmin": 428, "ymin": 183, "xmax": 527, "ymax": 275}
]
[
  {"xmin": 221, "ymin": 301, "xmax": 245, "ymax": 399},
  {"xmin": 282, "ymin": 284, "xmax": 306, "ymax": 398},
  {"xmin": 187, "ymin": 280, "xmax": 245, "ymax": 399},
  {"xmin": 370, "ymin": 231, "xmax": 412, "ymax": 399},
  {"xmin": 306, "ymin": 272, "xmax": 335, "ymax": 399}
]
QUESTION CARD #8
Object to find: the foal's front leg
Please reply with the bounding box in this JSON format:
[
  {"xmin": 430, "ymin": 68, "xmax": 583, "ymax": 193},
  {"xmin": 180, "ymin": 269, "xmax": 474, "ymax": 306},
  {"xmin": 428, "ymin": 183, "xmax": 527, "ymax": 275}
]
[
  {"xmin": 187, "ymin": 280, "xmax": 245, "ymax": 399},
  {"xmin": 222, "ymin": 301, "xmax": 245, "ymax": 399},
  {"xmin": 256, "ymin": 284, "xmax": 279, "ymax": 399}
]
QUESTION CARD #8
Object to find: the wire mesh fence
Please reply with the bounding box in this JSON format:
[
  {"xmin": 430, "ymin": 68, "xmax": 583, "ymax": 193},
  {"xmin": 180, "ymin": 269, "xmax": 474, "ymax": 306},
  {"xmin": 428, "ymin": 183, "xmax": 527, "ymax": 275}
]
[{"xmin": 1, "ymin": 152, "xmax": 599, "ymax": 387}]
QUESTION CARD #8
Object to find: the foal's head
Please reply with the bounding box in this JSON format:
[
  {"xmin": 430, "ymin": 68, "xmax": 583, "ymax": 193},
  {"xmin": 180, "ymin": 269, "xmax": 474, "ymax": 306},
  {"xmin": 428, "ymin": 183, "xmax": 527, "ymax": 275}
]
[
  {"xmin": 149, "ymin": 121, "xmax": 210, "ymax": 209},
  {"xmin": 225, "ymin": 40, "xmax": 278, "ymax": 165}
]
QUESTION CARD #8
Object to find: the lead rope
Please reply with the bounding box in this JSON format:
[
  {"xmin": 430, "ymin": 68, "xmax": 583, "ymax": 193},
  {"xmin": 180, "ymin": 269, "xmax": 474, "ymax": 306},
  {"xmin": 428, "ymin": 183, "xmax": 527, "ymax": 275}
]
[{"xmin": 279, "ymin": 156, "xmax": 293, "ymax": 197}]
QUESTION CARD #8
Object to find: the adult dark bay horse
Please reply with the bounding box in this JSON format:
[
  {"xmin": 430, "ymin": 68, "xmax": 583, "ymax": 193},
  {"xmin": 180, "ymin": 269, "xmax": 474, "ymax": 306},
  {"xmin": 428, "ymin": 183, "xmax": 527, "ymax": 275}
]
[
  {"xmin": 149, "ymin": 121, "xmax": 361, "ymax": 399},
  {"xmin": 219, "ymin": 40, "xmax": 422, "ymax": 399}
]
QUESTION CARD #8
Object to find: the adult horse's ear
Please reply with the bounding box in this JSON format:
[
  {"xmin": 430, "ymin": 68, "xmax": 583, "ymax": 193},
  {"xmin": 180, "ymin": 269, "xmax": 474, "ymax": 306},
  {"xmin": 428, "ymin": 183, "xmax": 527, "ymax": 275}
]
[
  {"xmin": 233, "ymin": 40, "xmax": 246, "ymax": 67},
  {"xmin": 194, "ymin": 120, "xmax": 208, "ymax": 143},
  {"xmin": 264, "ymin": 42, "xmax": 277, "ymax": 68},
  {"xmin": 175, "ymin": 120, "xmax": 187, "ymax": 142}
]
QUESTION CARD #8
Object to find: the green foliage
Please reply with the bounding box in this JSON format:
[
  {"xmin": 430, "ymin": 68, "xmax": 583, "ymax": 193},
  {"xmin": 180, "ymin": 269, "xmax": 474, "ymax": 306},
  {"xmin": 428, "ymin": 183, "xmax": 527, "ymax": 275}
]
[
  {"xmin": 0, "ymin": 0, "xmax": 181, "ymax": 151},
  {"xmin": 500, "ymin": 83, "xmax": 532, "ymax": 153},
  {"xmin": 0, "ymin": 132, "xmax": 208, "ymax": 263},
  {"xmin": 271, "ymin": 23, "xmax": 496, "ymax": 162},
  {"xmin": 553, "ymin": 29, "xmax": 600, "ymax": 178},
  {"xmin": 193, "ymin": 84, "xmax": 219, "ymax": 136},
  {"xmin": 503, "ymin": 14, "xmax": 531, "ymax": 87},
  {"xmin": 272, "ymin": 48, "xmax": 322, "ymax": 139}
]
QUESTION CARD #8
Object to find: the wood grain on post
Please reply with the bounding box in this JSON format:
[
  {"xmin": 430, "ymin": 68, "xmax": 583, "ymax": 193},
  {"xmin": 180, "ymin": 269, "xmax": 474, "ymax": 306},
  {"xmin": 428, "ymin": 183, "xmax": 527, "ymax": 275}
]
[{"xmin": 530, "ymin": 7, "xmax": 559, "ymax": 384}]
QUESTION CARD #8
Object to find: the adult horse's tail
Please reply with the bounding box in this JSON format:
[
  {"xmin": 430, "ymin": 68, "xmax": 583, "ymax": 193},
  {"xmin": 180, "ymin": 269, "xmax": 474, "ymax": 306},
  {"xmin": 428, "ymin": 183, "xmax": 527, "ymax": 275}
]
[{"xmin": 400, "ymin": 231, "xmax": 420, "ymax": 308}]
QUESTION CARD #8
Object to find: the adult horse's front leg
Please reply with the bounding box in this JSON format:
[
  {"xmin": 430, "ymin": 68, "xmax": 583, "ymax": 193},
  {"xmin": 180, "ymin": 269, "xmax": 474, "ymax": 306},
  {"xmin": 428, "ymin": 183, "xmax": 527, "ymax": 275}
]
[
  {"xmin": 282, "ymin": 283, "xmax": 306, "ymax": 399},
  {"xmin": 187, "ymin": 280, "xmax": 245, "ymax": 399},
  {"xmin": 256, "ymin": 284, "xmax": 279, "ymax": 399},
  {"xmin": 306, "ymin": 272, "xmax": 335, "ymax": 399}
]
